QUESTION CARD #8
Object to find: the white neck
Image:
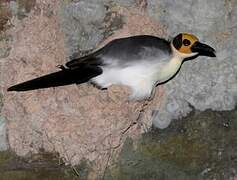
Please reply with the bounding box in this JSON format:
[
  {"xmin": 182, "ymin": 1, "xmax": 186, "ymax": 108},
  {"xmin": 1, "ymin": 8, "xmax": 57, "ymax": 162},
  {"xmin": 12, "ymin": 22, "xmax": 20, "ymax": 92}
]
[
  {"xmin": 156, "ymin": 45, "xmax": 187, "ymax": 83},
  {"xmin": 157, "ymin": 44, "xmax": 198, "ymax": 83},
  {"xmin": 157, "ymin": 56, "xmax": 182, "ymax": 83}
]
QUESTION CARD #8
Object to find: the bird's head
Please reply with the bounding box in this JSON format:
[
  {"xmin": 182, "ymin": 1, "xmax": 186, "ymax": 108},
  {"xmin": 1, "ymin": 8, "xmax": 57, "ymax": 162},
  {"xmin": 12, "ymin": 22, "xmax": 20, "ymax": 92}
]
[{"xmin": 172, "ymin": 33, "xmax": 216, "ymax": 59}]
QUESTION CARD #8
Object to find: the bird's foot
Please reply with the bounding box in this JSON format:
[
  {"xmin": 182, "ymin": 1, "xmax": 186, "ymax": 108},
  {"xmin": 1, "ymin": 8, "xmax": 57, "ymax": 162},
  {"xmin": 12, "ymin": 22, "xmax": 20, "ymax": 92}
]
[{"xmin": 56, "ymin": 65, "xmax": 67, "ymax": 70}]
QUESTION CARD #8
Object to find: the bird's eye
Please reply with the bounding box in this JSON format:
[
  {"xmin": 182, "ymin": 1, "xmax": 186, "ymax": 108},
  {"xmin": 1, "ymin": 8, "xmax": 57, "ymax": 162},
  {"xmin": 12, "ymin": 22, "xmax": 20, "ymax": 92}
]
[{"xmin": 183, "ymin": 39, "xmax": 191, "ymax": 46}]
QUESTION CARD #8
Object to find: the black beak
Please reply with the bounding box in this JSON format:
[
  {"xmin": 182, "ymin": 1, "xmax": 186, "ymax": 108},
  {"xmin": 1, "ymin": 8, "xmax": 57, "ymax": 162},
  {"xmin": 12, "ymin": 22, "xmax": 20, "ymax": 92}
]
[{"xmin": 191, "ymin": 41, "xmax": 216, "ymax": 57}]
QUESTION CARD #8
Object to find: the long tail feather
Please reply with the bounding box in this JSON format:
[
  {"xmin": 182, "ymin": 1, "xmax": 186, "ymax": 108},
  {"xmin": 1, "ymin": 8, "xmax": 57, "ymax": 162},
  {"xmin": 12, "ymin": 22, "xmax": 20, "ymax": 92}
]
[{"xmin": 7, "ymin": 66, "xmax": 102, "ymax": 92}]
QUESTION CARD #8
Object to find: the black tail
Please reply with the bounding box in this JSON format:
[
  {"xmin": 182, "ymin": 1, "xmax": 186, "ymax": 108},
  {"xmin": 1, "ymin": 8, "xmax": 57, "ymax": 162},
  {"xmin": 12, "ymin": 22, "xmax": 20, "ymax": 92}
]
[{"xmin": 7, "ymin": 65, "xmax": 102, "ymax": 92}]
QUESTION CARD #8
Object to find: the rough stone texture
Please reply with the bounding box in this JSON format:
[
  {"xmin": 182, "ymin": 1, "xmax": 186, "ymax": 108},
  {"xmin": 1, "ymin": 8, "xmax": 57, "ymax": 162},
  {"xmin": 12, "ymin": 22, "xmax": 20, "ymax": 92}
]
[
  {"xmin": 104, "ymin": 109, "xmax": 237, "ymax": 180},
  {"xmin": 0, "ymin": 151, "xmax": 84, "ymax": 179},
  {"xmin": 0, "ymin": 1, "xmax": 12, "ymax": 33},
  {"xmin": 0, "ymin": 0, "xmax": 237, "ymax": 178},
  {"xmin": 60, "ymin": 0, "xmax": 107, "ymax": 56},
  {"xmin": 0, "ymin": 117, "xmax": 8, "ymax": 151},
  {"xmin": 0, "ymin": 34, "xmax": 12, "ymax": 59}
]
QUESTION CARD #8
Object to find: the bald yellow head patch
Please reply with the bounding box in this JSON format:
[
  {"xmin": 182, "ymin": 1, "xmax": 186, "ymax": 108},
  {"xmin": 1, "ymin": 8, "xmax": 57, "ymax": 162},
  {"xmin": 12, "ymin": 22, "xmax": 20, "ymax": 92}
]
[
  {"xmin": 178, "ymin": 33, "xmax": 199, "ymax": 54},
  {"xmin": 173, "ymin": 33, "xmax": 199, "ymax": 54}
]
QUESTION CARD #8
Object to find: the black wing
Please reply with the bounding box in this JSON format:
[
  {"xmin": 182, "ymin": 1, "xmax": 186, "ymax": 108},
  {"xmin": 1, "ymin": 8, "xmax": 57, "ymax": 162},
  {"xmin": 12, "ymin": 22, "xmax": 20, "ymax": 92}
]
[{"xmin": 65, "ymin": 35, "xmax": 171, "ymax": 68}]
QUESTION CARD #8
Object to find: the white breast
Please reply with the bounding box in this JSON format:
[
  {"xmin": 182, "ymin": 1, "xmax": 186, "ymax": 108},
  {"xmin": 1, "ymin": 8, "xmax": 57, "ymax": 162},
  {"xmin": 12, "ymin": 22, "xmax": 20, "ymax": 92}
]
[{"xmin": 91, "ymin": 57, "xmax": 182, "ymax": 100}]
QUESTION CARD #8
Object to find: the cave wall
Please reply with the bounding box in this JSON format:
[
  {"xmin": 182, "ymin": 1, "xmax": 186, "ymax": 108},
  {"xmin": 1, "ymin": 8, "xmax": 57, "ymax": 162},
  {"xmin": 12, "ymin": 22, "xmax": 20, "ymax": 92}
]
[{"xmin": 0, "ymin": 0, "xmax": 236, "ymax": 178}]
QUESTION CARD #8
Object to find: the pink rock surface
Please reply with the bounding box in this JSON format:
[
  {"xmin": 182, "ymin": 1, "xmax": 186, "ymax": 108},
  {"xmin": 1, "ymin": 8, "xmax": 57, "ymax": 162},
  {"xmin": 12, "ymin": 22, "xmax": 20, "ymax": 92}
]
[{"xmin": 1, "ymin": 0, "xmax": 166, "ymax": 176}]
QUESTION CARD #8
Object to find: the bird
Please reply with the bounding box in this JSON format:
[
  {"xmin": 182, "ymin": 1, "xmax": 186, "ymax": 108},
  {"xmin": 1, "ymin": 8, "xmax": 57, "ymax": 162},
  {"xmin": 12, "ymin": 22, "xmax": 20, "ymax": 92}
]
[{"xmin": 7, "ymin": 33, "xmax": 216, "ymax": 100}]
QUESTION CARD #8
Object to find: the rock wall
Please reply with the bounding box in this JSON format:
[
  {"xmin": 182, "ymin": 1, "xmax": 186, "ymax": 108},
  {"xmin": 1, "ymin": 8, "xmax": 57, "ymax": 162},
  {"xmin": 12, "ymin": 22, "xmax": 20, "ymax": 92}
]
[{"xmin": 0, "ymin": 0, "xmax": 236, "ymax": 178}]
